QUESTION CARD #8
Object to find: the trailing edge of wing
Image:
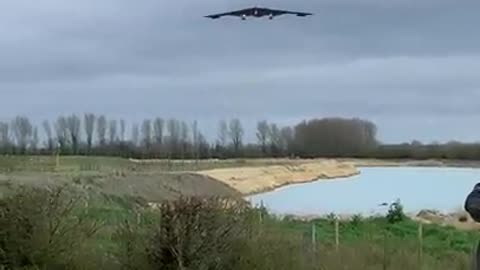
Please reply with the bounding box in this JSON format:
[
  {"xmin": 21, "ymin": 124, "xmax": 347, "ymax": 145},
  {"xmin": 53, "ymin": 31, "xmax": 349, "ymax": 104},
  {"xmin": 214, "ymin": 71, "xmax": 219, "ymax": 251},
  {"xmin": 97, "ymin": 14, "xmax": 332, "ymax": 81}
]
[
  {"xmin": 264, "ymin": 8, "xmax": 313, "ymax": 17},
  {"xmin": 205, "ymin": 15, "xmax": 221, "ymax": 19},
  {"xmin": 296, "ymin": 12, "xmax": 313, "ymax": 16},
  {"xmin": 204, "ymin": 12, "xmax": 231, "ymax": 19},
  {"xmin": 285, "ymin": 10, "xmax": 313, "ymax": 16},
  {"xmin": 204, "ymin": 9, "xmax": 247, "ymax": 19}
]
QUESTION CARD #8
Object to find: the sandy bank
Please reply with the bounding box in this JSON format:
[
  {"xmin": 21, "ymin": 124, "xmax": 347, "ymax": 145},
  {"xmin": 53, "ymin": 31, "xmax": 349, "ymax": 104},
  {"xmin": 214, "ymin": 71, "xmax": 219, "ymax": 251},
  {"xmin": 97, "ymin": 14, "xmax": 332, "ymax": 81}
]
[
  {"xmin": 196, "ymin": 160, "xmax": 359, "ymax": 195},
  {"xmin": 341, "ymin": 158, "xmax": 480, "ymax": 168}
]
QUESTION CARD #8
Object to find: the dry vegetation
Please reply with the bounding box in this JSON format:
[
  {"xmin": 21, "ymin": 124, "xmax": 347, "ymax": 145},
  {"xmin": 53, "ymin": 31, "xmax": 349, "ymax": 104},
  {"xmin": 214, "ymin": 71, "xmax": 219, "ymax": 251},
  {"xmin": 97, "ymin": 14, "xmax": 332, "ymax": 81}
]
[
  {"xmin": 0, "ymin": 185, "xmax": 478, "ymax": 270},
  {"xmin": 0, "ymin": 156, "xmax": 479, "ymax": 269}
]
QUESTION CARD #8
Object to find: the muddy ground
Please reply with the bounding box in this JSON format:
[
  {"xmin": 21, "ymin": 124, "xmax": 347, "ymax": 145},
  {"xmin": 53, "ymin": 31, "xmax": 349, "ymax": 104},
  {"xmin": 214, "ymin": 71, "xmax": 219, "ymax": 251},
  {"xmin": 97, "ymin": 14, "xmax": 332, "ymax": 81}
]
[{"xmin": 0, "ymin": 171, "xmax": 241, "ymax": 202}]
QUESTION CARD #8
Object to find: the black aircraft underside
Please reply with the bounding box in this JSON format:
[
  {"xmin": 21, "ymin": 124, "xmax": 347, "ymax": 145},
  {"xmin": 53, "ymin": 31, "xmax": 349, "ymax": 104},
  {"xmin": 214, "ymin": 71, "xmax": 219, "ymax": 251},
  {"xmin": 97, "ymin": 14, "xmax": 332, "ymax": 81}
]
[{"xmin": 204, "ymin": 6, "xmax": 313, "ymax": 20}]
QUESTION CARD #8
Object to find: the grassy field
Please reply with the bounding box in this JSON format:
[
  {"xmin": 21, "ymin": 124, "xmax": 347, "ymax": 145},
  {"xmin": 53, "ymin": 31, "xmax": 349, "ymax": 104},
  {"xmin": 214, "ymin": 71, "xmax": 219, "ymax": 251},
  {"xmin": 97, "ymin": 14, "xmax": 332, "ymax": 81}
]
[
  {"xmin": 0, "ymin": 155, "xmax": 359, "ymax": 200},
  {"xmin": 0, "ymin": 155, "xmax": 304, "ymax": 174},
  {"xmin": 0, "ymin": 185, "xmax": 478, "ymax": 270},
  {"xmin": 1, "ymin": 155, "xmax": 479, "ymax": 269}
]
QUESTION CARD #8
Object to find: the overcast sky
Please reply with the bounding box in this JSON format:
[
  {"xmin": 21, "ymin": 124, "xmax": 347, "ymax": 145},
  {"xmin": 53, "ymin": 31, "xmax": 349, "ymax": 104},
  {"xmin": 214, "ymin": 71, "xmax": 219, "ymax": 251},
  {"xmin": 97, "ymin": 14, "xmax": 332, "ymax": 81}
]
[{"xmin": 1, "ymin": 0, "xmax": 480, "ymax": 143}]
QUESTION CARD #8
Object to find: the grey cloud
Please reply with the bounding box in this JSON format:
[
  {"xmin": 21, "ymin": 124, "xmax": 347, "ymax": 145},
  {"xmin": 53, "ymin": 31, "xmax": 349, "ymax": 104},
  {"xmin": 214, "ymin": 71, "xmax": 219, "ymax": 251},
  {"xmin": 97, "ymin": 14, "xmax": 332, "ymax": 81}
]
[{"xmin": 1, "ymin": 0, "xmax": 480, "ymax": 143}]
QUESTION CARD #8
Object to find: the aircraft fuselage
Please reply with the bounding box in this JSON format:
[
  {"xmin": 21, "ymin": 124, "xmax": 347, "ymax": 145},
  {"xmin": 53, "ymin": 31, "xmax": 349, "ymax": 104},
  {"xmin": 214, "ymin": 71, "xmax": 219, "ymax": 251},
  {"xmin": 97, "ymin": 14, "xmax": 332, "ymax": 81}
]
[
  {"xmin": 242, "ymin": 8, "xmax": 273, "ymax": 19},
  {"xmin": 204, "ymin": 6, "xmax": 312, "ymax": 20}
]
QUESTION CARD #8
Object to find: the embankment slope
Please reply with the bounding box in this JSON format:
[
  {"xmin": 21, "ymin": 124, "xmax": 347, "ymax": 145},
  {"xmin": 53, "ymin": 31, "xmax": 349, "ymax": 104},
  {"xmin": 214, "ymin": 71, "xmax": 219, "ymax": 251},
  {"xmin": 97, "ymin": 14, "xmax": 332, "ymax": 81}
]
[
  {"xmin": 196, "ymin": 159, "xmax": 359, "ymax": 195},
  {"xmin": 0, "ymin": 172, "xmax": 242, "ymax": 202}
]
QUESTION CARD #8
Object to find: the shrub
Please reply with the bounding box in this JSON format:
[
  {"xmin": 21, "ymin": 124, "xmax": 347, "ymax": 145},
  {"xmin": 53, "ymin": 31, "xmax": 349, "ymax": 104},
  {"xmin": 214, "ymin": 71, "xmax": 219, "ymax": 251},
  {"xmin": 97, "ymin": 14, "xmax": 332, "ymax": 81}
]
[
  {"xmin": 111, "ymin": 196, "xmax": 474, "ymax": 270},
  {"xmin": 386, "ymin": 199, "xmax": 406, "ymax": 224},
  {"xmin": 112, "ymin": 217, "xmax": 154, "ymax": 270},
  {"xmin": 0, "ymin": 185, "xmax": 102, "ymax": 269},
  {"xmin": 350, "ymin": 214, "xmax": 363, "ymax": 226},
  {"xmin": 114, "ymin": 196, "xmax": 256, "ymax": 270}
]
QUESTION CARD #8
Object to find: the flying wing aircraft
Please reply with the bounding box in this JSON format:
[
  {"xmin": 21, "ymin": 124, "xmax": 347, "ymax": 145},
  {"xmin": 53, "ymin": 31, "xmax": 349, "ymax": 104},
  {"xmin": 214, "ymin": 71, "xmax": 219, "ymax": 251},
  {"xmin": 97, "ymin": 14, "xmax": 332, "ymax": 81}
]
[{"xmin": 204, "ymin": 6, "xmax": 313, "ymax": 20}]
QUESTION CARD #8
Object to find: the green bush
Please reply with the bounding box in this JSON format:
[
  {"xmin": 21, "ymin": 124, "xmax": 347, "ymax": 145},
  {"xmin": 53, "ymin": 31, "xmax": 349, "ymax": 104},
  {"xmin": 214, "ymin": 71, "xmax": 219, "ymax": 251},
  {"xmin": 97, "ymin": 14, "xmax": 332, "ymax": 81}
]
[
  {"xmin": 0, "ymin": 187, "xmax": 475, "ymax": 270},
  {"xmin": 350, "ymin": 214, "xmax": 363, "ymax": 226},
  {"xmin": 387, "ymin": 199, "xmax": 406, "ymax": 224},
  {"xmin": 113, "ymin": 196, "xmax": 257, "ymax": 270},
  {"xmin": 0, "ymin": 185, "xmax": 103, "ymax": 270}
]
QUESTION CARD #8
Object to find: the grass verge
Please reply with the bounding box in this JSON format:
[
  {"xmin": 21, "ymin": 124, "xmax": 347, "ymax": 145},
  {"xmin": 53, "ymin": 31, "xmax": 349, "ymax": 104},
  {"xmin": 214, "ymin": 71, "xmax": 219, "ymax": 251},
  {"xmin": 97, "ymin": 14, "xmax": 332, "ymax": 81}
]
[{"xmin": 0, "ymin": 184, "xmax": 477, "ymax": 270}]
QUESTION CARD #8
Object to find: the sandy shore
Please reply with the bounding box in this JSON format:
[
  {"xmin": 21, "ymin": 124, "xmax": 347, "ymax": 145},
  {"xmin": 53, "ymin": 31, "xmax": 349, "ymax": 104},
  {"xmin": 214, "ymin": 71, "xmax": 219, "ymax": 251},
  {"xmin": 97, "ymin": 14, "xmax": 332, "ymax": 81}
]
[
  {"xmin": 196, "ymin": 159, "xmax": 359, "ymax": 195},
  {"xmin": 127, "ymin": 157, "xmax": 480, "ymax": 197},
  {"xmin": 342, "ymin": 158, "xmax": 480, "ymax": 168}
]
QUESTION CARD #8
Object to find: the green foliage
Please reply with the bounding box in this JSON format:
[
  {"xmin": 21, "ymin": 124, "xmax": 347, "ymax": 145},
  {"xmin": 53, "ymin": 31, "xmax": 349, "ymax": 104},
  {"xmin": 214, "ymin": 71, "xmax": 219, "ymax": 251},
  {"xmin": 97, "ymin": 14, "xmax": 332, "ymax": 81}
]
[
  {"xmin": 326, "ymin": 212, "xmax": 337, "ymax": 221},
  {"xmin": 113, "ymin": 196, "xmax": 257, "ymax": 270},
  {"xmin": 0, "ymin": 185, "xmax": 104, "ymax": 269},
  {"xmin": 350, "ymin": 214, "xmax": 363, "ymax": 226},
  {"xmin": 0, "ymin": 188, "xmax": 478, "ymax": 270},
  {"xmin": 112, "ymin": 218, "xmax": 153, "ymax": 270},
  {"xmin": 386, "ymin": 199, "xmax": 406, "ymax": 224}
]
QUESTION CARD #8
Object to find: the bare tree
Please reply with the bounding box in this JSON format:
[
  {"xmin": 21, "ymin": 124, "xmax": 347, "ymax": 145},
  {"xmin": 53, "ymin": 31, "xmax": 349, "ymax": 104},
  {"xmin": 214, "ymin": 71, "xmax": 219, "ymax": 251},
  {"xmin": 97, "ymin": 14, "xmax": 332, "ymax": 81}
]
[
  {"xmin": 280, "ymin": 126, "xmax": 294, "ymax": 155},
  {"xmin": 12, "ymin": 116, "xmax": 33, "ymax": 154},
  {"xmin": 228, "ymin": 118, "xmax": 243, "ymax": 154},
  {"xmin": 192, "ymin": 120, "xmax": 199, "ymax": 159},
  {"xmin": 217, "ymin": 120, "xmax": 228, "ymax": 147},
  {"xmin": 166, "ymin": 119, "xmax": 180, "ymax": 157},
  {"xmin": 96, "ymin": 115, "xmax": 107, "ymax": 146},
  {"xmin": 108, "ymin": 119, "xmax": 118, "ymax": 144},
  {"xmin": 84, "ymin": 113, "xmax": 95, "ymax": 152},
  {"xmin": 66, "ymin": 114, "xmax": 81, "ymax": 154},
  {"xmin": 120, "ymin": 119, "xmax": 126, "ymax": 142},
  {"xmin": 197, "ymin": 131, "xmax": 210, "ymax": 159},
  {"xmin": 180, "ymin": 121, "xmax": 190, "ymax": 159},
  {"xmin": 256, "ymin": 120, "xmax": 270, "ymax": 155},
  {"xmin": 55, "ymin": 116, "xmax": 69, "ymax": 152},
  {"xmin": 141, "ymin": 119, "xmax": 152, "ymax": 148},
  {"xmin": 268, "ymin": 123, "xmax": 281, "ymax": 156},
  {"xmin": 42, "ymin": 120, "xmax": 53, "ymax": 151},
  {"xmin": 131, "ymin": 123, "xmax": 139, "ymax": 147},
  {"xmin": 31, "ymin": 127, "xmax": 39, "ymax": 152},
  {"xmin": 0, "ymin": 122, "xmax": 10, "ymax": 150},
  {"xmin": 153, "ymin": 117, "xmax": 164, "ymax": 145}
]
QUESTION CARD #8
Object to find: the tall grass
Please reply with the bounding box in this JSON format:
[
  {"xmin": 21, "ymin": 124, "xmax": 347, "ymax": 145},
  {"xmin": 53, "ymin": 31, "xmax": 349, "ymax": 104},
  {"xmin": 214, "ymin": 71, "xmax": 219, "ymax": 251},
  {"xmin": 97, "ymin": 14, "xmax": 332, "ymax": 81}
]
[
  {"xmin": 0, "ymin": 155, "xmax": 295, "ymax": 173},
  {"xmin": 0, "ymin": 185, "xmax": 477, "ymax": 270}
]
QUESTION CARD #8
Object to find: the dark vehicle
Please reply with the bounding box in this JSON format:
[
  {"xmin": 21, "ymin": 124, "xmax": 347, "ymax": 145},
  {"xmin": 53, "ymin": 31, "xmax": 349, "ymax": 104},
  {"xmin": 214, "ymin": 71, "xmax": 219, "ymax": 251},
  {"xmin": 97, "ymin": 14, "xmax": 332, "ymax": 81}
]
[
  {"xmin": 465, "ymin": 183, "xmax": 480, "ymax": 222},
  {"xmin": 204, "ymin": 6, "xmax": 313, "ymax": 20},
  {"xmin": 464, "ymin": 183, "xmax": 480, "ymax": 270}
]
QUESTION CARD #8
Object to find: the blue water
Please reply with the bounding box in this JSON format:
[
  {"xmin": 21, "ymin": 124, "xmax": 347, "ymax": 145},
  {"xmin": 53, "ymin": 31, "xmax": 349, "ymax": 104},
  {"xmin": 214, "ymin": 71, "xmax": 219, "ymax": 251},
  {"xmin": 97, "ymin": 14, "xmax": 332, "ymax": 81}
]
[{"xmin": 246, "ymin": 167, "xmax": 480, "ymax": 216}]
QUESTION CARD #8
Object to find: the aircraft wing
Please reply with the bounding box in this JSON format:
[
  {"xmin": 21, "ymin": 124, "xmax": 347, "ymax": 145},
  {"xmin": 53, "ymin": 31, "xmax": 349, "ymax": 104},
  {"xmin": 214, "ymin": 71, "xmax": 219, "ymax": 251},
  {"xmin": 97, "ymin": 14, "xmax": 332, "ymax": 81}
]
[
  {"xmin": 204, "ymin": 8, "xmax": 250, "ymax": 19},
  {"xmin": 267, "ymin": 8, "xmax": 313, "ymax": 17}
]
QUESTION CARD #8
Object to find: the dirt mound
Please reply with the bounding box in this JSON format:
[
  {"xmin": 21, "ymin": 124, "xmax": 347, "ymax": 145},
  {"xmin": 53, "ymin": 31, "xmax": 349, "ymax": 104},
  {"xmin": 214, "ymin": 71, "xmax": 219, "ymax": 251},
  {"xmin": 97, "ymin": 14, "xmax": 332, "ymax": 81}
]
[
  {"xmin": 99, "ymin": 172, "xmax": 242, "ymax": 202},
  {"xmin": 0, "ymin": 172, "xmax": 242, "ymax": 202}
]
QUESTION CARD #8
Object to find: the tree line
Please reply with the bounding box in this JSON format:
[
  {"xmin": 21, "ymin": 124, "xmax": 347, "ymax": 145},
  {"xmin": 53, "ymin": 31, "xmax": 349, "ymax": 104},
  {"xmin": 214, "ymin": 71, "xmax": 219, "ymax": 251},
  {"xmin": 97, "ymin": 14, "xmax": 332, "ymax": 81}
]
[{"xmin": 1, "ymin": 113, "xmax": 479, "ymax": 160}]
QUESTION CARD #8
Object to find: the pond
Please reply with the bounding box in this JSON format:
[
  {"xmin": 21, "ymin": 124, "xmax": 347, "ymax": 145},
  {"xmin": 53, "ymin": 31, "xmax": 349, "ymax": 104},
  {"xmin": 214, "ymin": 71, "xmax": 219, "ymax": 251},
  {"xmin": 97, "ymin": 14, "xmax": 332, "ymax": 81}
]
[{"xmin": 245, "ymin": 166, "xmax": 480, "ymax": 216}]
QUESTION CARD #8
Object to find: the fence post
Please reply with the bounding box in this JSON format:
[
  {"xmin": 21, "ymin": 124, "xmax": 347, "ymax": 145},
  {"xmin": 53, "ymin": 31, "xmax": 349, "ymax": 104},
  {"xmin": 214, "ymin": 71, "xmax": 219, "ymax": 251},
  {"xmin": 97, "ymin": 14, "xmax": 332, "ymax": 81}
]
[
  {"xmin": 312, "ymin": 222, "xmax": 316, "ymax": 251},
  {"xmin": 418, "ymin": 222, "xmax": 423, "ymax": 269},
  {"xmin": 335, "ymin": 217, "xmax": 339, "ymax": 251},
  {"xmin": 55, "ymin": 151, "xmax": 60, "ymax": 170},
  {"xmin": 383, "ymin": 226, "xmax": 388, "ymax": 270},
  {"xmin": 471, "ymin": 239, "xmax": 480, "ymax": 270},
  {"xmin": 259, "ymin": 200, "xmax": 264, "ymax": 223}
]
